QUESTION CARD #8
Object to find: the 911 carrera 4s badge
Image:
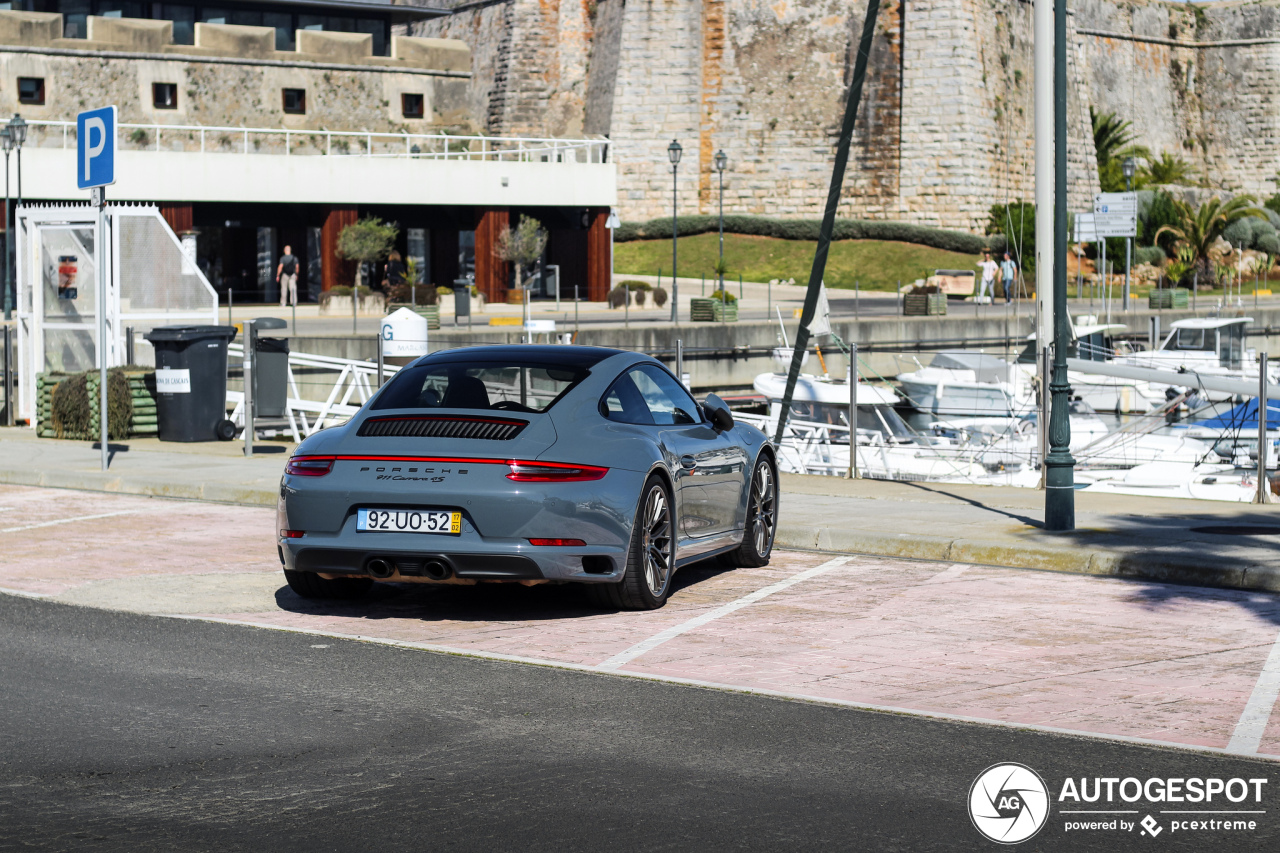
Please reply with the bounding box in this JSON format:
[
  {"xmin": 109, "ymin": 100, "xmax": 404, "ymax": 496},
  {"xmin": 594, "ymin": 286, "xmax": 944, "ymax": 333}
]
[{"xmin": 360, "ymin": 465, "xmax": 470, "ymax": 483}]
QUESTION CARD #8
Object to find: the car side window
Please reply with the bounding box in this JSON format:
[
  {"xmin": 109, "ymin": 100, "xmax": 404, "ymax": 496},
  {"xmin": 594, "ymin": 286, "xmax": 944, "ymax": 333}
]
[{"xmin": 601, "ymin": 365, "xmax": 700, "ymax": 425}]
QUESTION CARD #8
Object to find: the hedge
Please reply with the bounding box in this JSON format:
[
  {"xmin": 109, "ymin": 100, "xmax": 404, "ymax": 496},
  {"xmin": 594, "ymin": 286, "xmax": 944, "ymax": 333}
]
[{"xmin": 613, "ymin": 214, "xmax": 991, "ymax": 254}]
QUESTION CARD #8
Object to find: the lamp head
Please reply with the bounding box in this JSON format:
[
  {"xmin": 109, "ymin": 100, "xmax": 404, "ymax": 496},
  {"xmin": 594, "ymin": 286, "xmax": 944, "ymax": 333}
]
[
  {"xmin": 8, "ymin": 114, "xmax": 26, "ymax": 146},
  {"xmin": 0, "ymin": 127, "xmax": 11, "ymax": 154},
  {"xmin": 713, "ymin": 149, "xmax": 727, "ymax": 172},
  {"xmin": 1122, "ymin": 156, "xmax": 1136, "ymax": 179},
  {"xmin": 667, "ymin": 139, "xmax": 682, "ymax": 166}
]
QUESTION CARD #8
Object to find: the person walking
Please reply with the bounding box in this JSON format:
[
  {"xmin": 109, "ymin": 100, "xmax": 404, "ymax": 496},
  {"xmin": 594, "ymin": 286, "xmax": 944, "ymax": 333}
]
[
  {"xmin": 277, "ymin": 245, "xmax": 299, "ymax": 307},
  {"xmin": 978, "ymin": 250, "xmax": 999, "ymax": 303},
  {"xmin": 1000, "ymin": 251, "xmax": 1018, "ymax": 304}
]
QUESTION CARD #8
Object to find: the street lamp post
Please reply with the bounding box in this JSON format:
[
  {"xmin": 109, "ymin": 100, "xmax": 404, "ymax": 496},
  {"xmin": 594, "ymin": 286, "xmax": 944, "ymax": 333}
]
[
  {"xmin": 1, "ymin": 128, "xmax": 10, "ymax": 322},
  {"xmin": 668, "ymin": 140, "xmax": 682, "ymax": 324},
  {"xmin": 6, "ymin": 114, "xmax": 25, "ymax": 326},
  {"xmin": 714, "ymin": 149, "xmax": 727, "ymax": 293},
  {"xmin": 1122, "ymin": 156, "xmax": 1135, "ymax": 312},
  {"xmin": 9, "ymin": 115, "xmax": 24, "ymax": 209}
]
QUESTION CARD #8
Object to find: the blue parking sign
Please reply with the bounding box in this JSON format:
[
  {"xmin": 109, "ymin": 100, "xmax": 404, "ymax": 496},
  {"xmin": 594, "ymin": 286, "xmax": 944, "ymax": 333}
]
[{"xmin": 77, "ymin": 106, "xmax": 116, "ymax": 189}]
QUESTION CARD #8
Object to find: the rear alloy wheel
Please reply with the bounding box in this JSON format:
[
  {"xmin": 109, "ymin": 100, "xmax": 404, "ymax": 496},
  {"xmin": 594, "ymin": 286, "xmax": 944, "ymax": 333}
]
[
  {"xmin": 587, "ymin": 475, "xmax": 674, "ymax": 610},
  {"xmin": 283, "ymin": 569, "xmax": 373, "ymax": 600},
  {"xmin": 726, "ymin": 455, "xmax": 777, "ymax": 568}
]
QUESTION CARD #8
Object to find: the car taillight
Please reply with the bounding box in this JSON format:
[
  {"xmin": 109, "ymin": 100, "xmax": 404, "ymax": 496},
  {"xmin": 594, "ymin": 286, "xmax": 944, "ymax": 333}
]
[
  {"xmin": 506, "ymin": 461, "xmax": 608, "ymax": 482},
  {"xmin": 280, "ymin": 529, "xmax": 305, "ymax": 539},
  {"xmin": 528, "ymin": 538, "xmax": 587, "ymax": 547},
  {"xmin": 286, "ymin": 456, "xmax": 335, "ymax": 476}
]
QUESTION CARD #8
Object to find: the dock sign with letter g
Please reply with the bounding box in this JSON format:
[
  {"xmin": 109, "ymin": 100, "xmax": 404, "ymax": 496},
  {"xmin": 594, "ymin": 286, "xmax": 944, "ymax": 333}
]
[{"xmin": 76, "ymin": 106, "xmax": 117, "ymax": 189}]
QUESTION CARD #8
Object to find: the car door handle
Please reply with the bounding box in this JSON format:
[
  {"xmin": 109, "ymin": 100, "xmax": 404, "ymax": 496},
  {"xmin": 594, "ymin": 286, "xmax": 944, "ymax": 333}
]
[{"xmin": 680, "ymin": 455, "xmax": 697, "ymax": 470}]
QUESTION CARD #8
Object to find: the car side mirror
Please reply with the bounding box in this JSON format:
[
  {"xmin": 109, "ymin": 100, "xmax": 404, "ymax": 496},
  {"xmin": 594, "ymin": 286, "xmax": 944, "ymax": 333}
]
[{"xmin": 703, "ymin": 393, "xmax": 734, "ymax": 431}]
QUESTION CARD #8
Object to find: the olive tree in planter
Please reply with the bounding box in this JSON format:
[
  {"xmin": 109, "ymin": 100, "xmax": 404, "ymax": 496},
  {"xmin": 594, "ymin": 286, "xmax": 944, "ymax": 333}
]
[
  {"xmin": 336, "ymin": 216, "xmax": 399, "ymax": 331},
  {"xmin": 495, "ymin": 216, "xmax": 548, "ymax": 324}
]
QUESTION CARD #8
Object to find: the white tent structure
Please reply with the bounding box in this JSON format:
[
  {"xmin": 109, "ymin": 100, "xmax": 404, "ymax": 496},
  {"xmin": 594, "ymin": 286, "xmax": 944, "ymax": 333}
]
[{"xmin": 12, "ymin": 203, "xmax": 218, "ymax": 424}]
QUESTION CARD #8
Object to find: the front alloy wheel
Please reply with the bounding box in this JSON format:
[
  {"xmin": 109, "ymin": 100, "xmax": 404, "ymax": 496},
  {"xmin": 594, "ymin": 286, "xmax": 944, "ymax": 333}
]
[{"xmin": 727, "ymin": 455, "xmax": 778, "ymax": 568}]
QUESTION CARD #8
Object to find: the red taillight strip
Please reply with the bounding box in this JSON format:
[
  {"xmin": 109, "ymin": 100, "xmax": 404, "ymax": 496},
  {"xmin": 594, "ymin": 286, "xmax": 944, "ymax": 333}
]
[
  {"xmin": 287, "ymin": 455, "xmax": 610, "ymax": 482},
  {"xmin": 528, "ymin": 538, "xmax": 587, "ymax": 547},
  {"xmin": 285, "ymin": 456, "xmax": 335, "ymax": 476}
]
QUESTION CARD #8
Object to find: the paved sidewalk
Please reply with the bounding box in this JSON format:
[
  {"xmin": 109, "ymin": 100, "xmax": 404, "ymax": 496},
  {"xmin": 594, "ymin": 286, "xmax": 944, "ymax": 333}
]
[
  {"xmin": 4, "ymin": 426, "xmax": 1280, "ymax": 591},
  {"xmin": 2, "ymin": 482, "xmax": 1278, "ymax": 757}
]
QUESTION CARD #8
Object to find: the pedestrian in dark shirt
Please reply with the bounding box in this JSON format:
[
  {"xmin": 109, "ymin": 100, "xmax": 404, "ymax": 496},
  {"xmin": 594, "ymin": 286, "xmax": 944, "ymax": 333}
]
[{"xmin": 277, "ymin": 245, "xmax": 299, "ymax": 307}]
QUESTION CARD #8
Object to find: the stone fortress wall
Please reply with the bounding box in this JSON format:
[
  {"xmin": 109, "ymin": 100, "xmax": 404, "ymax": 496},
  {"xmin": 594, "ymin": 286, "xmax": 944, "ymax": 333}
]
[
  {"xmin": 411, "ymin": 0, "xmax": 1280, "ymax": 233},
  {"xmin": 0, "ymin": 11, "xmax": 473, "ymax": 136}
]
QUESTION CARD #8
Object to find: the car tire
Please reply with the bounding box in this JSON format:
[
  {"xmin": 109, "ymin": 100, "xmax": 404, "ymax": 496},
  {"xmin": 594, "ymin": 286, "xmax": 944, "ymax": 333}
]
[
  {"xmin": 587, "ymin": 475, "xmax": 675, "ymax": 611},
  {"xmin": 283, "ymin": 569, "xmax": 373, "ymax": 600},
  {"xmin": 725, "ymin": 454, "xmax": 778, "ymax": 568}
]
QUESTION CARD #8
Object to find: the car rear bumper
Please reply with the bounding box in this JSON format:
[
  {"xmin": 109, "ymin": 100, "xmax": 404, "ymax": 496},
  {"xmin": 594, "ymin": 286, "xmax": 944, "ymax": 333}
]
[{"xmin": 281, "ymin": 537, "xmax": 627, "ymax": 583}]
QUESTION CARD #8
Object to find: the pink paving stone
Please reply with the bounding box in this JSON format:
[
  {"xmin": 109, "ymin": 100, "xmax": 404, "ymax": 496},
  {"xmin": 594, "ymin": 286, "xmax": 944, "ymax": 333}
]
[{"xmin": 3, "ymin": 484, "xmax": 1280, "ymax": 754}]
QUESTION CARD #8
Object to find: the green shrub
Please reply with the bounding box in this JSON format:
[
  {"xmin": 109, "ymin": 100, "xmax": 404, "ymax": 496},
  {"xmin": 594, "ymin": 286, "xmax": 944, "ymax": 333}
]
[
  {"xmin": 614, "ymin": 214, "xmax": 990, "ymax": 254},
  {"xmin": 620, "ymin": 280, "xmax": 651, "ymax": 291},
  {"xmin": 709, "ymin": 289, "xmax": 736, "ymax": 304},
  {"xmin": 1134, "ymin": 245, "xmax": 1167, "ymax": 267},
  {"xmin": 1256, "ymin": 234, "xmax": 1280, "ymax": 257},
  {"xmin": 608, "ymin": 285, "xmax": 629, "ymax": 308},
  {"xmin": 652, "ymin": 286, "xmax": 669, "ymax": 308}
]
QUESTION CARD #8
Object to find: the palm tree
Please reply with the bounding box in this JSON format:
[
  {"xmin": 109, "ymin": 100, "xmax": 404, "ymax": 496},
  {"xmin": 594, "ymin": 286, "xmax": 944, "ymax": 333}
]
[
  {"xmin": 1142, "ymin": 151, "xmax": 1196, "ymax": 185},
  {"xmin": 1154, "ymin": 195, "xmax": 1267, "ymax": 285},
  {"xmin": 1091, "ymin": 108, "xmax": 1151, "ymax": 192}
]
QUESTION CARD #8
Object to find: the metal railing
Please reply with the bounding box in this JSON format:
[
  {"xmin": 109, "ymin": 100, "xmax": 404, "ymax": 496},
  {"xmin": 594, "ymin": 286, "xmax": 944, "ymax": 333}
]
[{"xmin": 24, "ymin": 120, "xmax": 610, "ymax": 163}]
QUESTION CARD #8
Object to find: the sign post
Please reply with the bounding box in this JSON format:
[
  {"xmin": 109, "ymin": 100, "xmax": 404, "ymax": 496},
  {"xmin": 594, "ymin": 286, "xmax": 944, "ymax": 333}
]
[
  {"xmin": 1093, "ymin": 192, "xmax": 1137, "ymax": 313},
  {"xmin": 77, "ymin": 106, "xmax": 117, "ymax": 471}
]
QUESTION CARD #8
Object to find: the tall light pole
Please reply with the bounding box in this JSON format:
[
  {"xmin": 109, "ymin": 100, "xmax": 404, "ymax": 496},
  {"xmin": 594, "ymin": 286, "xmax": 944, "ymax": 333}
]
[
  {"xmin": 668, "ymin": 139, "xmax": 682, "ymax": 323},
  {"xmin": 1, "ymin": 127, "xmax": 10, "ymax": 322},
  {"xmin": 714, "ymin": 149, "xmax": 727, "ymax": 292},
  {"xmin": 1122, "ymin": 156, "xmax": 1135, "ymax": 311},
  {"xmin": 7, "ymin": 113, "xmax": 25, "ymax": 326},
  {"xmin": 1044, "ymin": 0, "xmax": 1075, "ymax": 530},
  {"xmin": 9, "ymin": 115, "xmax": 25, "ymax": 211}
]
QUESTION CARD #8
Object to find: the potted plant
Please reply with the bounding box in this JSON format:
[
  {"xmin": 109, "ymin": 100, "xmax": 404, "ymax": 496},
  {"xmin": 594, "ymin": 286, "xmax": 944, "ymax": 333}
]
[{"xmin": 903, "ymin": 282, "xmax": 946, "ymax": 315}]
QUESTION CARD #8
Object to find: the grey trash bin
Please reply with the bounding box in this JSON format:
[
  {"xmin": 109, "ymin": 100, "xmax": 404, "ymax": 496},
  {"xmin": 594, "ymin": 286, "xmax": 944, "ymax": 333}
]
[
  {"xmin": 143, "ymin": 325, "xmax": 238, "ymax": 442},
  {"xmin": 250, "ymin": 317, "xmax": 289, "ymax": 419}
]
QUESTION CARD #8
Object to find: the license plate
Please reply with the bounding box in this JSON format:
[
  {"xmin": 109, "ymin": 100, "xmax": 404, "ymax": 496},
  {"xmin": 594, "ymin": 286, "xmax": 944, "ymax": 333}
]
[{"xmin": 357, "ymin": 508, "xmax": 461, "ymax": 534}]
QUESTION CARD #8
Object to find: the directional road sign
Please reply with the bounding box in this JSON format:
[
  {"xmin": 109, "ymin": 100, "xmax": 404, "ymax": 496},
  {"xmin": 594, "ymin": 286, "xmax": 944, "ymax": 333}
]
[
  {"xmin": 77, "ymin": 106, "xmax": 117, "ymax": 190},
  {"xmin": 1073, "ymin": 212, "xmax": 1099, "ymax": 242},
  {"xmin": 1093, "ymin": 191, "xmax": 1137, "ymax": 238}
]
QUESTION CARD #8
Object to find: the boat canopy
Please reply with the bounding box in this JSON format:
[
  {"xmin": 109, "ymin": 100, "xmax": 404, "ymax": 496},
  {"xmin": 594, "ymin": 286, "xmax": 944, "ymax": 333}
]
[
  {"xmin": 929, "ymin": 351, "xmax": 1010, "ymax": 384},
  {"xmin": 1187, "ymin": 397, "xmax": 1280, "ymax": 431}
]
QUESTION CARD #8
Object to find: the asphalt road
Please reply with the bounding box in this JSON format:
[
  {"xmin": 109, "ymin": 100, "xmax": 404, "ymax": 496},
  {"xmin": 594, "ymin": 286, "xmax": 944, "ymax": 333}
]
[{"xmin": 1, "ymin": 593, "xmax": 1277, "ymax": 852}]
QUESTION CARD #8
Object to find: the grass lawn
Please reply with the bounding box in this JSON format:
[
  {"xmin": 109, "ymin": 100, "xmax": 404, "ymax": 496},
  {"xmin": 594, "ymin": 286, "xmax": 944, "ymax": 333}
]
[{"xmin": 612, "ymin": 232, "xmax": 984, "ymax": 292}]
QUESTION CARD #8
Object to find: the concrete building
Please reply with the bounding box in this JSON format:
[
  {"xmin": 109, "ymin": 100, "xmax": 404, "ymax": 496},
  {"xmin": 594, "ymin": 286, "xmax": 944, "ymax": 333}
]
[{"xmin": 0, "ymin": 1, "xmax": 617, "ymax": 304}]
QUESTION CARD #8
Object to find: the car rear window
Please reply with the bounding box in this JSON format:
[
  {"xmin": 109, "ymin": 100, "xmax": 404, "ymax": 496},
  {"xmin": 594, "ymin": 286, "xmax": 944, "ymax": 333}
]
[{"xmin": 371, "ymin": 362, "xmax": 588, "ymax": 413}]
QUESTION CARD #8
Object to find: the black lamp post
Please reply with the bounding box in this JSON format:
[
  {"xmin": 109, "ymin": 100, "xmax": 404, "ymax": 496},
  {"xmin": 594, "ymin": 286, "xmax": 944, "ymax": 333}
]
[
  {"xmin": 668, "ymin": 139, "xmax": 682, "ymax": 323},
  {"xmin": 1, "ymin": 127, "xmax": 10, "ymax": 322},
  {"xmin": 714, "ymin": 149, "xmax": 727, "ymax": 292},
  {"xmin": 8, "ymin": 114, "xmax": 25, "ymax": 210},
  {"xmin": 1044, "ymin": 0, "xmax": 1074, "ymax": 530}
]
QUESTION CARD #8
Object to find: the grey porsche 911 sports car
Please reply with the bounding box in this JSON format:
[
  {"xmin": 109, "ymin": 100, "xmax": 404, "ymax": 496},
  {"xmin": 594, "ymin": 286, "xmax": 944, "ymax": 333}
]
[{"xmin": 277, "ymin": 345, "xmax": 778, "ymax": 610}]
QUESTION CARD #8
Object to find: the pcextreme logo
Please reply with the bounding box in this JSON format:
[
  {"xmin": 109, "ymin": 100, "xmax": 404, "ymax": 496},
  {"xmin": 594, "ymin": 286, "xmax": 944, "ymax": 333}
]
[
  {"xmin": 969, "ymin": 764, "xmax": 1270, "ymax": 844},
  {"xmin": 969, "ymin": 763, "xmax": 1051, "ymax": 844}
]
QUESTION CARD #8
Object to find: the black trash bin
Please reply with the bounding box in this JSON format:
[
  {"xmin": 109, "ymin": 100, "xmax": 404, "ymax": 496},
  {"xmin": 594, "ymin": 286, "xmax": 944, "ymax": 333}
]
[
  {"xmin": 250, "ymin": 318, "xmax": 289, "ymax": 419},
  {"xmin": 452, "ymin": 277, "xmax": 471, "ymax": 325},
  {"xmin": 143, "ymin": 325, "xmax": 238, "ymax": 442}
]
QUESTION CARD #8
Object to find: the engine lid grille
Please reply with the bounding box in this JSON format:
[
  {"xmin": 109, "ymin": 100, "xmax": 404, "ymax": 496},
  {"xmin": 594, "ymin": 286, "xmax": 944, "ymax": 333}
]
[{"xmin": 357, "ymin": 415, "xmax": 528, "ymax": 441}]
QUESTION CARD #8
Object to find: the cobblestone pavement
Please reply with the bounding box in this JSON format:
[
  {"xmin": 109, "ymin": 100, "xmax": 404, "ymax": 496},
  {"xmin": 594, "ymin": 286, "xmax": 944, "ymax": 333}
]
[{"xmin": 3, "ymin": 483, "xmax": 1279, "ymax": 758}]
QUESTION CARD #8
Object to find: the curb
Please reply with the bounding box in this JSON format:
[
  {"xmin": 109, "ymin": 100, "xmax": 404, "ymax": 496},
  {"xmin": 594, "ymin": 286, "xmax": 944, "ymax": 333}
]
[
  {"xmin": 0, "ymin": 467, "xmax": 278, "ymax": 508},
  {"xmin": 775, "ymin": 523, "xmax": 1280, "ymax": 593}
]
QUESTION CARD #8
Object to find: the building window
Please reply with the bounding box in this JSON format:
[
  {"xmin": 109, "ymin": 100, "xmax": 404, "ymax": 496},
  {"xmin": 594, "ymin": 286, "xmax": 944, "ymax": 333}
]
[
  {"xmin": 402, "ymin": 93, "xmax": 424, "ymax": 119},
  {"xmin": 153, "ymin": 82, "xmax": 177, "ymax": 109},
  {"xmin": 282, "ymin": 88, "xmax": 306, "ymax": 114},
  {"xmin": 17, "ymin": 77, "xmax": 44, "ymax": 105}
]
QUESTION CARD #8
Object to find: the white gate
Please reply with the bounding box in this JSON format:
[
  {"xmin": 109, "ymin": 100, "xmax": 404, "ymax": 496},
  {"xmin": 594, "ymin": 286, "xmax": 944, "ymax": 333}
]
[{"xmin": 13, "ymin": 204, "xmax": 218, "ymax": 423}]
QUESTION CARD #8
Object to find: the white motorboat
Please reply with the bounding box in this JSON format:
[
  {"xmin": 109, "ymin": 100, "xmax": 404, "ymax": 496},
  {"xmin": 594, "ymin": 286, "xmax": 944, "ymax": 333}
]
[
  {"xmin": 895, "ymin": 350, "xmax": 1033, "ymax": 417},
  {"xmin": 748, "ymin": 367, "xmax": 988, "ymax": 483},
  {"xmin": 1083, "ymin": 461, "xmax": 1264, "ymax": 502},
  {"xmin": 1109, "ymin": 317, "xmax": 1276, "ymax": 404}
]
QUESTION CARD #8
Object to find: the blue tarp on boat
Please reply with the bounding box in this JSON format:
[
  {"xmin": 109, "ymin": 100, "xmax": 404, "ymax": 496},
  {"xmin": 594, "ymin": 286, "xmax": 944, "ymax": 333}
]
[{"xmin": 1189, "ymin": 398, "xmax": 1280, "ymax": 430}]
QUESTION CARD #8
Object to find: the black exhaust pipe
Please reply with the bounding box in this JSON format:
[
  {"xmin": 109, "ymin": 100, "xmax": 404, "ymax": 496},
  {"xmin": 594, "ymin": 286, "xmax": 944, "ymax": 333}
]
[
  {"xmin": 366, "ymin": 557, "xmax": 394, "ymax": 579},
  {"xmin": 422, "ymin": 559, "xmax": 452, "ymax": 581}
]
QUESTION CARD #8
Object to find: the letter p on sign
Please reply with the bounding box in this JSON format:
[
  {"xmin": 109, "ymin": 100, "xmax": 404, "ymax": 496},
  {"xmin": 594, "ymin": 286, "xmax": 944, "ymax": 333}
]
[{"xmin": 77, "ymin": 106, "xmax": 117, "ymax": 189}]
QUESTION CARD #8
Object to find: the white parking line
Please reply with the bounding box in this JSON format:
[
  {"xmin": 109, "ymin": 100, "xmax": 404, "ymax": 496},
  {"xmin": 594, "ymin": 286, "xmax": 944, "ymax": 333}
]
[
  {"xmin": 1, "ymin": 510, "xmax": 145, "ymax": 534},
  {"xmin": 595, "ymin": 557, "xmax": 852, "ymax": 672},
  {"xmin": 1227, "ymin": 627, "xmax": 1280, "ymax": 754}
]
